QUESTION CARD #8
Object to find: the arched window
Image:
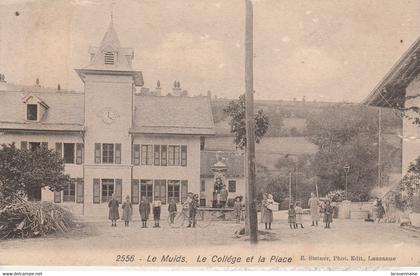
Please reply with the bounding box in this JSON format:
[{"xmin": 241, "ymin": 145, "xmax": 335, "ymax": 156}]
[{"xmin": 104, "ymin": 52, "xmax": 115, "ymax": 65}]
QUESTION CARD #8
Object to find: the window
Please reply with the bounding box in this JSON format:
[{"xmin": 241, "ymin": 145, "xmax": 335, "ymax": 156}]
[
  {"xmin": 29, "ymin": 142, "xmax": 41, "ymax": 151},
  {"xmin": 228, "ymin": 180, "xmax": 237, "ymax": 193},
  {"xmin": 115, "ymin": 144, "xmax": 121, "ymax": 164},
  {"xmin": 133, "ymin": 144, "xmax": 140, "ymax": 165},
  {"xmin": 168, "ymin": 145, "xmax": 180, "ymax": 166},
  {"xmin": 27, "ymin": 104, "xmax": 38, "ymax": 121},
  {"xmin": 76, "ymin": 178, "xmax": 84, "ymax": 203},
  {"xmin": 104, "ymin": 52, "xmax": 115, "ymax": 65},
  {"xmin": 63, "ymin": 180, "xmax": 76, "ymax": 202},
  {"xmin": 154, "ymin": 180, "xmax": 166, "ymax": 204},
  {"xmin": 101, "ymin": 179, "xmax": 114, "ymax": 203},
  {"xmin": 161, "ymin": 145, "xmax": 167, "ymax": 166},
  {"xmin": 200, "ymin": 137, "xmax": 205, "ymax": 151},
  {"xmin": 76, "ymin": 143, "xmax": 83, "ymax": 164},
  {"xmin": 63, "ymin": 143, "xmax": 75, "ymax": 164},
  {"xmin": 181, "ymin": 145, "xmax": 187, "ymax": 167},
  {"xmin": 94, "ymin": 143, "xmax": 101, "ymax": 164},
  {"xmin": 141, "ymin": 145, "xmax": 153, "ymax": 165},
  {"xmin": 102, "ymin": 143, "xmax": 114, "ymax": 164},
  {"xmin": 200, "ymin": 179, "xmax": 206, "ymax": 192},
  {"xmin": 140, "ymin": 180, "xmax": 153, "ymax": 202},
  {"xmin": 168, "ymin": 180, "xmax": 180, "ymax": 203},
  {"xmin": 154, "ymin": 145, "xmax": 161, "ymax": 166}
]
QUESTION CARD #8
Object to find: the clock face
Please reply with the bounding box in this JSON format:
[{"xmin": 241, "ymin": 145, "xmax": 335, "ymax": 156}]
[{"xmin": 100, "ymin": 107, "xmax": 119, "ymax": 124}]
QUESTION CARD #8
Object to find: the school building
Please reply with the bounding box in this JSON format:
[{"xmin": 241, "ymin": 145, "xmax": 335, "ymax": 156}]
[{"xmin": 0, "ymin": 21, "xmax": 232, "ymax": 218}]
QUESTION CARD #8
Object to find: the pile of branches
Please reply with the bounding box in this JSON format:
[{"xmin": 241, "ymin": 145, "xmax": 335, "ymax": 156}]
[{"xmin": 0, "ymin": 197, "xmax": 76, "ymax": 239}]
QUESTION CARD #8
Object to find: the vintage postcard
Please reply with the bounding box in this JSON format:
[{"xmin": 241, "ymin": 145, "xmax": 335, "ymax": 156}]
[{"xmin": 0, "ymin": 0, "xmax": 420, "ymax": 272}]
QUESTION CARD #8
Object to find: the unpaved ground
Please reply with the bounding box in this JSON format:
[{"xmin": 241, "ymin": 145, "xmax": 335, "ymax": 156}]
[{"xmin": 1, "ymin": 212, "xmax": 419, "ymax": 266}]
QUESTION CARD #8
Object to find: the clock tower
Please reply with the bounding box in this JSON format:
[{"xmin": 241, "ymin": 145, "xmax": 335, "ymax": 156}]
[{"xmin": 75, "ymin": 19, "xmax": 143, "ymax": 216}]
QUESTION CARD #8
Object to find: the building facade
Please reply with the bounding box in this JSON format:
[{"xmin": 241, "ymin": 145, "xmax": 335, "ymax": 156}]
[
  {"xmin": 0, "ymin": 21, "xmax": 215, "ymax": 218},
  {"xmin": 363, "ymin": 37, "xmax": 420, "ymax": 176}
]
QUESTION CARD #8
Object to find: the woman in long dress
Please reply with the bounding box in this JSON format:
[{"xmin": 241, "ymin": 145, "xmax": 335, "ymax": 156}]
[
  {"xmin": 261, "ymin": 193, "xmax": 273, "ymax": 230},
  {"xmin": 295, "ymin": 202, "xmax": 304, "ymax": 228},
  {"xmin": 308, "ymin": 192, "xmax": 320, "ymax": 226}
]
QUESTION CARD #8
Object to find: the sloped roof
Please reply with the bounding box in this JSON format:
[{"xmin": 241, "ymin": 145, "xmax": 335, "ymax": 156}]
[
  {"xmin": 362, "ymin": 37, "xmax": 420, "ymax": 108},
  {"xmin": 0, "ymin": 84, "xmax": 84, "ymax": 132},
  {"xmin": 131, "ymin": 95, "xmax": 215, "ymax": 135},
  {"xmin": 200, "ymin": 151, "xmax": 244, "ymax": 178},
  {"xmin": 0, "ymin": 85, "xmax": 215, "ymax": 135}
]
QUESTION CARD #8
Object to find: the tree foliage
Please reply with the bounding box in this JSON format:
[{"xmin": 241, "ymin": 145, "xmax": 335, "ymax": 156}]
[
  {"xmin": 307, "ymin": 105, "xmax": 398, "ymax": 201},
  {"xmin": 224, "ymin": 94, "xmax": 270, "ymax": 149},
  {"xmin": 0, "ymin": 143, "xmax": 70, "ymax": 201}
]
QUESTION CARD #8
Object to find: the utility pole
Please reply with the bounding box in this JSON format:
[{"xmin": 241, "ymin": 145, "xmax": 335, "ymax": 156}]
[
  {"xmin": 378, "ymin": 107, "xmax": 382, "ymax": 187},
  {"xmin": 245, "ymin": 0, "xmax": 258, "ymax": 244},
  {"xmin": 289, "ymin": 172, "xmax": 292, "ymax": 207}
]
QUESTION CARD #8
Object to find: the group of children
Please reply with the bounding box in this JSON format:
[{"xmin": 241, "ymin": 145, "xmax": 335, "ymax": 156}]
[
  {"xmin": 108, "ymin": 193, "xmax": 179, "ymax": 228},
  {"xmin": 287, "ymin": 195, "xmax": 334, "ymax": 229},
  {"xmin": 108, "ymin": 192, "xmax": 202, "ymax": 228}
]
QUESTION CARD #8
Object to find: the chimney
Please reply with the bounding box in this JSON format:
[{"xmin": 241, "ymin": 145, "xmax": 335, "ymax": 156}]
[
  {"xmin": 35, "ymin": 78, "xmax": 40, "ymax": 87},
  {"xmin": 0, "ymin": 74, "xmax": 5, "ymax": 82},
  {"xmin": 57, "ymin": 83, "xmax": 61, "ymax": 91},
  {"xmin": 207, "ymin": 90, "xmax": 212, "ymax": 99},
  {"xmin": 172, "ymin": 80, "xmax": 182, "ymax": 96}
]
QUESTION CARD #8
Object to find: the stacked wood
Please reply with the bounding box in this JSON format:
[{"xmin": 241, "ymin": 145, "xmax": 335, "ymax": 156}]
[{"xmin": 0, "ymin": 197, "xmax": 75, "ymax": 239}]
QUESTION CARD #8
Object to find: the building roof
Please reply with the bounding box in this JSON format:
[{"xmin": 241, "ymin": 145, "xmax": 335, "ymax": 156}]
[
  {"xmin": 0, "ymin": 84, "xmax": 215, "ymax": 135},
  {"xmin": 362, "ymin": 37, "xmax": 420, "ymax": 108},
  {"xmin": 131, "ymin": 95, "xmax": 215, "ymax": 135},
  {"xmin": 200, "ymin": 151, "xmax": 244, "ymax": 178},
  {"xmin": 0, "ymin": 84, "xmax": 85, "ymax": 133}
]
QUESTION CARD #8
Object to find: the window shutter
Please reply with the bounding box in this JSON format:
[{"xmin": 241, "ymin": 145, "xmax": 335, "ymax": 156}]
[
  {"xmin": 115, "ymin": 179, "xmax": 122, "ymax": 203},
  {"xmin": 41, "ymin": 142, "xmax": 48, "ymax": 149},
  {"xmin": 21, "ymin": 141, "xmax": 28, "ymax": 150},
  {"xmin": 54, "ymin": 191, "xmax": 61, "ymax": 203},
  {"xmin": 133, "ymin": 144, "xmax": 140, "ymax": 165},
  {"xmin": 181, "ymin": 180, "xmax": 188, "ymax": 203},
  {"xmin": 94, "ymin": 143, "xmax": 101, "ymax": 164},
  {"xmin": 93, "ymin": 178, "xmax": 100, "ymax": 204},
  {"xmin": 131, "ymin": 179, "xmax": 139, "ymax": 204},
  {"xmin": 115, "ymin": 144, "xmax": 121, "ymax": 164},
  {"xmin": 76, "ymin": 178, "xmax": 84, "ymax": 203},
  {"xmin": 55, "ymin": 142, "xmax": 62, "ymax": 157},
  {"xmin": 161, "ymin": 145, "xmax": 167, "ymax": 166},
  {"xmin": 181, "ymin": 145, "xmax": 187, "ymax": 167},
  {"xmin": 76, "ymin": 143, "xmax": 83, "ymax": 164}
]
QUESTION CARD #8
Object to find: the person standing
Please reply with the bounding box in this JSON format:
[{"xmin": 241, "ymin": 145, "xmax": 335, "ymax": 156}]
[
  {"xmin": 233, "ymin": 196, "xmax": 242, "ymax": 224},
  {"xmin": 139, "ymin": 196, "xmax": 150, "ymax": 228},
  {"xmin": 295, "ymin": 201, "xmax": 304, "ymax": 228},
  {"xmin": 376, "ymin": 198, "xmax": 385, "ymax": 223},
  {"xmin": 168, "ymin": 198, "xmax": 177, "ymax": 224},
  {"xmin": 261, "ymin": 193, "xmax": 273, "ymax": 230},
  {"xmin": 121, "ymin": 195, "xmax": 133, "ymax": 227},
  {"xmin": 108, "ymin": 193, "xmax": 120, "ymax": 227},
  {"xmin": 322, "ymin": 200, "xmax": 333, "ymax": 228},
  {"xmin": 288, "ymin": 203, "xmax": 297, "ymax": 229},
  {"xmin": 188, "ymin": 194, "xmax": 199, "ymax": 228},
  {"xmin": 152, "ymin": 196, "xmax": 162, "ymax": 228},
  {"xmin": 219, "ymin": 185, "xmax": 228, "ymax": 208},
  {"xmin": 308, "ymin": 192, "xmax": 320, "ymax": 226}
]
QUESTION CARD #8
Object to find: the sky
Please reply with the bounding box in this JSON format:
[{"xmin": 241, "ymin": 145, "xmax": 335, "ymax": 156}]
[{"xmin": 0, "ymin": 0, "xmax": 419, "ymax": 102}]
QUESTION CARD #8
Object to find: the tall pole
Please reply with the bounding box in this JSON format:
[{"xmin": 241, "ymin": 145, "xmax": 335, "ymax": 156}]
[
  {"xmin": 345, "ymin": 172, "xmax": 348, "ymax": 199},
  {"xmin": 378, "ymin": 108, "xmax": 382, "ymax": 187},
  {"xmin": 245, "ymin": 0, "xmax": 258, "ymax": 244},
  {"xmin": 288, "ymin": 172, "xmax": 292, "ymax": 207}
]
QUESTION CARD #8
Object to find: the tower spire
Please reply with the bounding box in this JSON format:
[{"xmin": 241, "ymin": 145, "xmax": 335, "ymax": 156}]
[{"xmin": 110, "ymin": 1, "xmax": 115, "ymax": 25}]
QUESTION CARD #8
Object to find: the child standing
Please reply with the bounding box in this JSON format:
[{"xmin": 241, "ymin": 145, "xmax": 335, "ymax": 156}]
[
  {"xmin": 288, "ymin": 204, "xmax": 296, "ymax": 229},
  {"xmin": 168, "ymin": 198, "xmax": 177, "ymax": 224},
  {"xmin": 121, "ymin": 195, "xmax": 133, "ymax": 227},
  {"xmin": 139, "ymin": 196, "xmax": 150, "ymax": 228},
  {"xmin": 295, "ymin": 202, "xmax": 304, "ymax": 228},
  {"xmin": 152, "ymin": 196, "xmax": 162, "ymax": 228},
  {"xmin": 323, "ymin": 200, "xmax": 333, "ymax": 229},
  {"xmin": 233, "ymin": 197, "xmax": 242, "ymax": 224}
]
